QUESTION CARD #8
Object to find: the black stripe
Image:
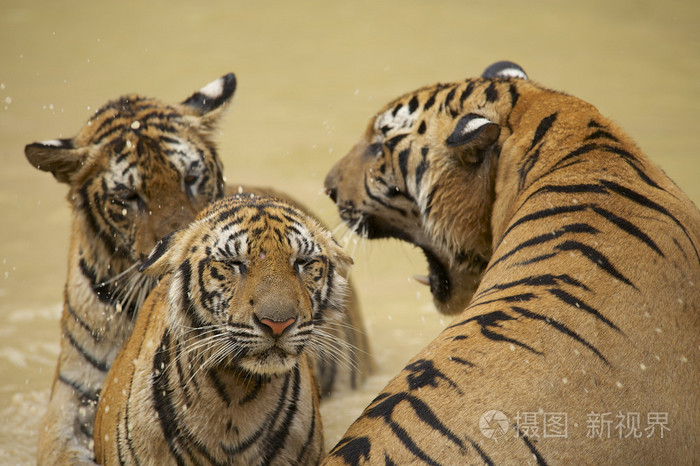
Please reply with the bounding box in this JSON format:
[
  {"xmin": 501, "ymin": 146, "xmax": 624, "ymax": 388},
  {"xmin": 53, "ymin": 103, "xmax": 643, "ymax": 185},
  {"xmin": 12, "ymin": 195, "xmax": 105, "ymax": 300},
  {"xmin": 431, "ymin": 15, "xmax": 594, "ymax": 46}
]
[
  {"xmin": 222, "ymin": 373, "xmax": 293, "ymax": 456},
  {"xmin": 529, "ymin": 112, "xmax": 558, "ymax": 152},
  {"xmin": 552, "ymin": 143, "xmax": 598, "ymax": 167},
  {"xmin": 601, "ymin": 180, "xmax": 699, "ymax": 262},
  {"xmin": 518, "ymin": 146, "xmax": 540, "ymax": 191},
  {"xmin": 296, "ymin": 392, "xmax": 318, "ymax": 464},
  {"xmin": 443, "ymin": 87, "xmax": 457, "ymax": 108},
  {"xmin": 415, "ymin": 160, "xmax": 428, "ymax": 192},
  {"xmin": 555, "ymin": 239, "xmax": 635, "ymax": 288},
  {"xmin": 385, "ymin": 134, "xmax": 408, "ymax": 153},
  {"xmin": 208, "ymin": 369, "xmax": 231, "ymax": 406},
  {"xmin": 518, "ymin": 184, "xmax": 608, "ymax": 215},
  {"xmin": 460, "ymin": 81, "xmax": 476, "ymax": 106},
  {"xmin": 450, "ymin": 357, "xmax": 476, "ymax": 368},
  {"xmin": 511, "ymin": 306, "xmax": 609, "ymax": 364},
  {"xmin": 448, "ymin": 310, "xmax": 542, "ymax": 355},
  {"xmin": 265, "ymin": 365, "xmax": 303, "ymax": 463},
  {"xmin": 408, "ymin": 96, "xmax": 419, "ymax": 114},
  {"xmin": 470, "ymin": 293, "xmax": 538, "ymax": 308},
  {"xmin": 476, "ymin": 274, "xmax": 590, "ymax": 299},
  {"xmin": 364, "ymin": 174, "xmax": 407, "ymax": 217},
  {"xmin": 547, "ymin": 288, "xmax": 620, "ymax": 331},
  {"xmin": 152, "ymin": 331, "xmax": 188, "ymax": 466},
  {"xmin": 63, "ymin": 323, "xmax": 110, "ymax": 372},
  {"xmin": 466, "ymin": 437, "xmax": 494, "ymax": 465},
  {"xmin": 423, "ymin": 91, "xmax": 437, "ymax": 110},
  {"xmin": 508, "ymin": 83, "xmax": 520, "ymax": 107},
  {"xmin": 365, "ymin": 392, "xmax": 460, "ymax": 466},
  {"xmin": 122, "ymin": 371, "xmax": 140, "ymax": 466},
  {"xmin": 397, "ymin": 148, "xmax": 410, "ymax": 184},
  {"xmin": 423, "ymin": 185, "xmax": 438, "ymax": 219},
  {"xmin": 591, "ymin": 205, "xmax": 664, "ymax": 257},
  {"xmin": 518, "ymin": 252, "xmax": 557, "ymax": 265},
  {"xmin": 490, "ymin": 223, "xmax": 598, "ymax": 270},
  {"xmin": 500, "ymin": 204, "xmax": 591, "ymax": 243},
  {"xmin": 516, "ymin": 424, "xmax": 549, "ymax": 465},
  {"xmin": 57, "ymin": 373, "xmax": 99, "ymax": 405},
  {"xmin": 65, "ymin": 297, "xmax": 102, "ymax": 342},
  {"xmin": 79, "ymin": 184, "xmax": 119, "ymax": 254},
  {"xmin": 596, "ymin": 145, "xmax": 665, "ymax": 189},
  {"xmin": 584, "ymin": 129, "xmax": 619, "ymax": 142},
  {"xmin": 484, "ymin": 82, "xmax": 498, "ymax": 102},
  {"xmin": 621, "ymin": 158, "xmax": 663, "ymax": 190},
  {"xmin": 79, "ymin": 421, "xmax": 93, "ymax": 441}
]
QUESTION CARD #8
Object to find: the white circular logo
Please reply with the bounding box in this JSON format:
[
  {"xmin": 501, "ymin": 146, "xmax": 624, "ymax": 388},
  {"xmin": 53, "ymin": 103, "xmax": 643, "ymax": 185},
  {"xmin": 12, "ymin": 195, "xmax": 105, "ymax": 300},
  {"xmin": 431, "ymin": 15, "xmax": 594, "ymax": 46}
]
[{"xmin": 479, "ymin": 410, "xmax": 509, "ymax": 440}]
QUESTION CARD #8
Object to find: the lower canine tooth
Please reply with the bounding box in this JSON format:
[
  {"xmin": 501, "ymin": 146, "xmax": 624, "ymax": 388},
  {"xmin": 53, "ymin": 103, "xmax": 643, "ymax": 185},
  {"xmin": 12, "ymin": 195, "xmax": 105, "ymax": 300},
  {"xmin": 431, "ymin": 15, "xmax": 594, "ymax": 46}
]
[{"xmin": 413, "ymin": 275, "xmax": 430, "ymax": 286}]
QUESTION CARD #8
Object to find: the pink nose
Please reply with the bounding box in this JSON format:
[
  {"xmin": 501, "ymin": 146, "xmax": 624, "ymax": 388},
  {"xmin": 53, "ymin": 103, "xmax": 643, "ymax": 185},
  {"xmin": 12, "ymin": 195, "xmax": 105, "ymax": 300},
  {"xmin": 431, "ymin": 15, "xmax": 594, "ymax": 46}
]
[{"xmin": 258, "ymin": 317, "xmax": 296, "ymax": 337}]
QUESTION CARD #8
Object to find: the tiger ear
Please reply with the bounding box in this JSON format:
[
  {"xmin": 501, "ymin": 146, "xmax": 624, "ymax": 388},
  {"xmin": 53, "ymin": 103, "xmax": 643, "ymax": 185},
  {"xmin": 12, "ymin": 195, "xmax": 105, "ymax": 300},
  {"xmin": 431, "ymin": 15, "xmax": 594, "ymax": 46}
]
[
  {"xmin": 139, "ymin": 230, "xmax": 180, "ymax": 277},
  {"xmin": 481, "ymin": 60, "xmax": 528, "ymax": 80},
  {"xmin": 445, "ymin": 114, "xmax": 500, "ymax": 163},
  {"xmin": 24, "ymin": 139, "xmax": 88, "ymax": 184},
  {"xmin": 181, "ymin": 73, "xmax": 237, "ymax": 128}
]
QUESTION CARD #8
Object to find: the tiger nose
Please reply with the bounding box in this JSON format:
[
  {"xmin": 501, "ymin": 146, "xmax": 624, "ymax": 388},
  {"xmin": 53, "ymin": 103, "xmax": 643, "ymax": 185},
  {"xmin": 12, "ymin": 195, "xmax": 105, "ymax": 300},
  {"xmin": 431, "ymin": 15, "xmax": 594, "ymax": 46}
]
[
  {"xmin": 324, "ymin": 186, "xmax": 337, "ymax": 203},
  {"xmin": 257, "ymin": 317, "xmax": 297, "ymax": 337}
]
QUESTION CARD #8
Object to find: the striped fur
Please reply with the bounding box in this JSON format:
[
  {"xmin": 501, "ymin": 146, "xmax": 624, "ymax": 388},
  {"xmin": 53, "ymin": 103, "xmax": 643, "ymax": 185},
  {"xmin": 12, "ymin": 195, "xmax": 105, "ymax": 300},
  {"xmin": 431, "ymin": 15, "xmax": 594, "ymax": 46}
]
[
  {"xmin": 94, "ymin": 194, "xmax": 353, "ymax": 465},
  {"xmin": 323, "ymin": 61, "xmax": 699, "ymax": 464},
  {"xmin": 26, "ymin": 74, "xmax": 235, "ymax": 465},
  {"xmin": 26, "ymin": 76, "xmax": 371, "ymax": 464}
]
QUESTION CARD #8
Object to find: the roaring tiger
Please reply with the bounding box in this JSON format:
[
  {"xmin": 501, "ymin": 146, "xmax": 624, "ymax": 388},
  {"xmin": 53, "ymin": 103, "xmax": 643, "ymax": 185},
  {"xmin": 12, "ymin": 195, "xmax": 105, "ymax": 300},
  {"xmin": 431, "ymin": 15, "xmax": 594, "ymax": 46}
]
[
  {"xmin": 94, "ymin": 194, "xmax": 353, "ymax": 465},
  {"xmin": 26, "ymin": 75, "xmax": 370, "ymax": 464},
  {"xmin": 323, "ymin": 61, "xmax": 699, "ymax": 464}
]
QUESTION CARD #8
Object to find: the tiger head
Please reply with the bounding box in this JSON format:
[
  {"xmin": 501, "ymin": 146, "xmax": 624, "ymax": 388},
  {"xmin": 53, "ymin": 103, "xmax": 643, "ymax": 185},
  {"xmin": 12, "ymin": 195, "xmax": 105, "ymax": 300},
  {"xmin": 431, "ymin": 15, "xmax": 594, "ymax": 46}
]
[
  {"xmin": 24, "ymin": 73, "xmax": 236, "ymax": 276},
  {"xmin": 325, "ymin": 62, "xmax": 529, "ymax": 315},
  {"xmin": 139, "ymin": 194, "xmax": 354, "ymax": 376}
]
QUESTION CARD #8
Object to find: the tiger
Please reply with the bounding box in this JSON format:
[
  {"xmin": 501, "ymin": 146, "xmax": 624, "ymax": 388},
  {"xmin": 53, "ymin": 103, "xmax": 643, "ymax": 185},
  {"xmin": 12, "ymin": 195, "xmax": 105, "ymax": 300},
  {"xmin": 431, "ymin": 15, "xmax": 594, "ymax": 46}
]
[
  {"xmin": 25, "ymin": 75, "xmax": 370, "ymax": 464},
  {"xmin": 94, "ymin": 194, "xmax": 354, "ymax": 465},
  {"xmin": 322, "ymin": 61, "xmax": 699, "ymax": 464}
]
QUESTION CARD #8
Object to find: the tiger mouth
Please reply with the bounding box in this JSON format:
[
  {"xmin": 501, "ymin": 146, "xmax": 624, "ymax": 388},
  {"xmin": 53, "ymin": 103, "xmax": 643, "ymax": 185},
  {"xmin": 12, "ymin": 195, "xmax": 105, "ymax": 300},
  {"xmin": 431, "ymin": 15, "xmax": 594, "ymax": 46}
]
[
  {"xmin": 347, "ymin": 212, "xmax": 452, "ymax": 304},
  {"xmin": 240, "ymin": 346, "xmax": 300, "ymax": 376}
]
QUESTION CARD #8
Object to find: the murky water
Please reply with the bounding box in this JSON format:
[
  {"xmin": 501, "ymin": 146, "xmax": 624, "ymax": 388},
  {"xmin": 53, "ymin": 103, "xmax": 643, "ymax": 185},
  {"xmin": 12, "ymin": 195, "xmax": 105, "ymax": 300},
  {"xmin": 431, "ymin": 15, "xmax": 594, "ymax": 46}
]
[{"xmin": 1, "ymin": 0, "xmax": 698, "ymax": 463}]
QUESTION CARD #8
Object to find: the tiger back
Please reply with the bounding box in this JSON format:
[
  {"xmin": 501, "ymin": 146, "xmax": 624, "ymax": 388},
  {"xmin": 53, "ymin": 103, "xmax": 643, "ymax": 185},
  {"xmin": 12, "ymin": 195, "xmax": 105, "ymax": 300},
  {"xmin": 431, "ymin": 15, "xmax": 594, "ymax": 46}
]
[
  {"xmin": 94, "ymin": 194, "xmax": 354, "ymax": 465},
  {"xmin": 323, "ymin": 61, "xmax": 699, "ymax": 464}
]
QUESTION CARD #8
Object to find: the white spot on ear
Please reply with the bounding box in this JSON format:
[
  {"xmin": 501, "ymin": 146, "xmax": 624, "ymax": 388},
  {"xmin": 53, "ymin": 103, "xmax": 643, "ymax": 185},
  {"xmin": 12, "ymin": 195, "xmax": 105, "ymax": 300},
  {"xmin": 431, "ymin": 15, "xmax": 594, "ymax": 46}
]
[
  {"xmin": 199, "ymin": 77, "xmax": 224, "ymax": 99},
  {"xmin": 40, "ymin": 139, "xmax": 64, "ymax": 147},
  {"xmin": 460, "ymin": 117, "xmax": 492, "ymax": 137},
  {"xmin": 496, "ymin": 67, "xmax": 528, "ymax": 79},
  {"xmin": 130, "ymin": 120, "xmax": 140, "ymax": 130}
]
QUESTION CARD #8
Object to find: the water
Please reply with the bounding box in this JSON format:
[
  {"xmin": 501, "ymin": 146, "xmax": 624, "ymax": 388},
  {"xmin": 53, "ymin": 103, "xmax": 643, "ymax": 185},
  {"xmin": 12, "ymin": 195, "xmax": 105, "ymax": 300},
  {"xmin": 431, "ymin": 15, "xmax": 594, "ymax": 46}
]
[{"xmin": 1, "ymin": 0, "xmax": 699, "ymax": 462}]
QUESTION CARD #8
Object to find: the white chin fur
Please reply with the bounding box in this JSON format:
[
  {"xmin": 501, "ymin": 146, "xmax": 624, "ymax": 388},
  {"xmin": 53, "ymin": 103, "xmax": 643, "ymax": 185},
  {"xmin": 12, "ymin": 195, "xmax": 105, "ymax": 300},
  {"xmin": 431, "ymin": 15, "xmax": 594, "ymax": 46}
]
[{"xmin": 239, "ymin": 353, "xmax": 298, "ymax": 376}]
